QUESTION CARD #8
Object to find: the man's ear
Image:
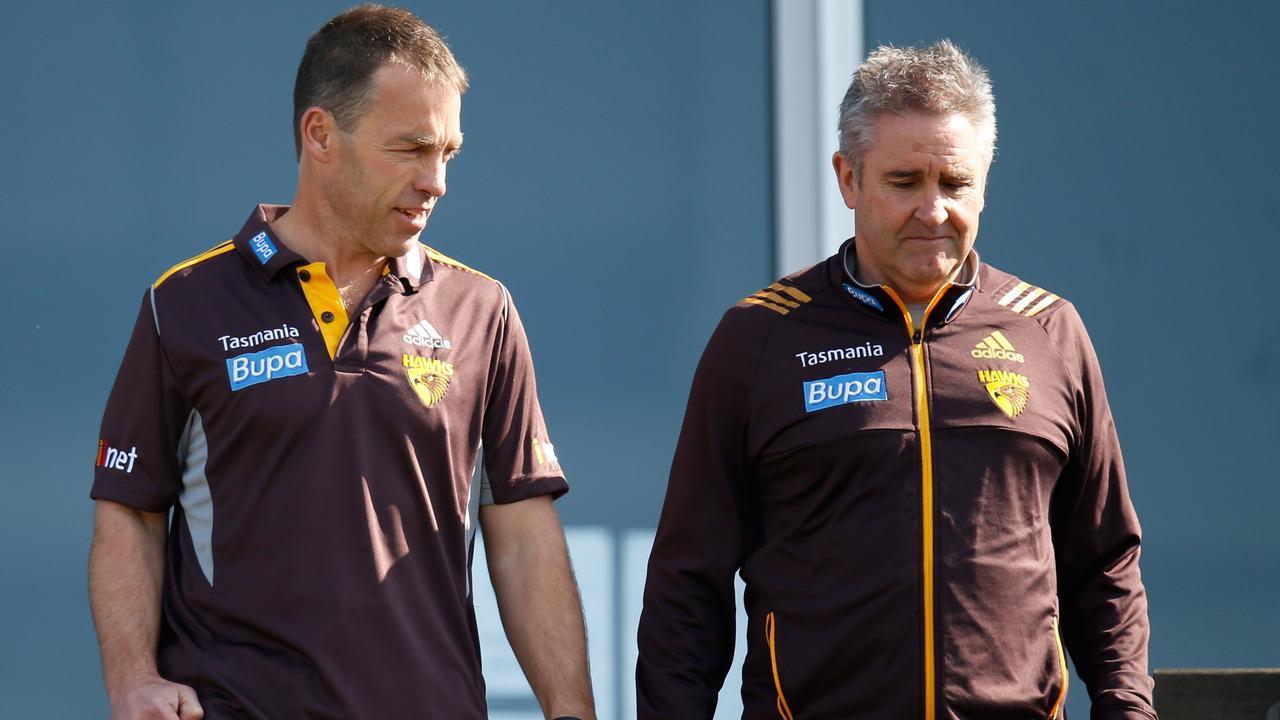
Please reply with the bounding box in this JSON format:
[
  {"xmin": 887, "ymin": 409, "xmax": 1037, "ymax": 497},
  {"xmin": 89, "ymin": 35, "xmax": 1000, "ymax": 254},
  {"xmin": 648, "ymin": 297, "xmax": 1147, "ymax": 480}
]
[
  {"xmin": 298, "ymin": 107, "xmax": 339, "ymax": 163},
  {"xmin": 832, "ymin": 151, "xmax": 858, "ymax": 210}
]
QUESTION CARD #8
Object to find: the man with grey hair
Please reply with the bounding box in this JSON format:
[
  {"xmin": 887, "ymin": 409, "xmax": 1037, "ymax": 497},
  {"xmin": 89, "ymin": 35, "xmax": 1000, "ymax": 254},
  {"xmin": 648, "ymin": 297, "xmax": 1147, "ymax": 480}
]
[
  {"xmin": 637, "ymin": 40, "xmax": 1155, "ymax": 718},
  {"xmin": 89, "ymin": 5, "xmax": 595, "ymax": 719}
]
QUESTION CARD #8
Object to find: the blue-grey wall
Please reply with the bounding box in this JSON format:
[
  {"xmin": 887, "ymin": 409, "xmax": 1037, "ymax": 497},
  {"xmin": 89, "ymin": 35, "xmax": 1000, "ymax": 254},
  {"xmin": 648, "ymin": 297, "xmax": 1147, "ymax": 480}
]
[{"xmin": 1, "ymin": 1, "xmax": 1276, "ymax": 718}]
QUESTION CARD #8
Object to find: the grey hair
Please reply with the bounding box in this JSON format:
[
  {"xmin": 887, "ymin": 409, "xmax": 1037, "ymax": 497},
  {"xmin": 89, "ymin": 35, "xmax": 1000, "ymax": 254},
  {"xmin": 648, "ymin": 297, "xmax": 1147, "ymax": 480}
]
[{"xmin": 837, "ymin": 40, "xmax": 996, "ymax": 182}]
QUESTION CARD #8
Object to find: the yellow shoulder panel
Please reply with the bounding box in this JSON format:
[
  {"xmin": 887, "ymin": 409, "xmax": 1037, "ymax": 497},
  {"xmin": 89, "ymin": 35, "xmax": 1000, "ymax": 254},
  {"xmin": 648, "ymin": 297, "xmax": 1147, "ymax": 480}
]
[
  {"xmin": 154, "ymin": 240, "xmax": 236, "ymax": 288},
  {"xmin": 422, "ymin": 244, "xmax": 495, "ymax": 282}
]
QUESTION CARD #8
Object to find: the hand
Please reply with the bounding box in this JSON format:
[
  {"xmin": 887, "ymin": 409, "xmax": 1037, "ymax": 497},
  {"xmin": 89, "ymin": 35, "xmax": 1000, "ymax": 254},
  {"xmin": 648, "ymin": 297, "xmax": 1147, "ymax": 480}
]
[{"xmin": 109, "ymin": 674, "xmax": 204, "ymax": 720}]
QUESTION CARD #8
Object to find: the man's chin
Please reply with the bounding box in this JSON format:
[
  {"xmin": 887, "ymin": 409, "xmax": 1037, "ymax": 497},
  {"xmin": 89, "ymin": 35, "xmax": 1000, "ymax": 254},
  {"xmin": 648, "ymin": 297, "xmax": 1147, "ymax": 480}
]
[{"xmin": 382, "ymin": 233, "xmax": 424, "ymax": 258}]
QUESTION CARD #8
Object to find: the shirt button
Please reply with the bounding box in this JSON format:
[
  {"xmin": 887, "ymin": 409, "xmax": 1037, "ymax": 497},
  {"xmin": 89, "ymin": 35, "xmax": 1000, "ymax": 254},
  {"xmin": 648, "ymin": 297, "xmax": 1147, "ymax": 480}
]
[
  {"xmin": 321, "ymin": 311, "xmax": 334, "ymax": 323},
  {"xmin": 298, "ymin": 269, "xmax": 311, "ymax": 282}
]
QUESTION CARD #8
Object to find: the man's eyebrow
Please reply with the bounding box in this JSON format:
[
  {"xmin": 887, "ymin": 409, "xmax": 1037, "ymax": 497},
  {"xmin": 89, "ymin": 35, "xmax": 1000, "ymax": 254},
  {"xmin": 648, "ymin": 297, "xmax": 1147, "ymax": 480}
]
[
  {"xmin": 883, "ymin": 169, "xmax": 922, "ymax": 179},
  {"xmin": 397, "ymin": 133, "xmax": 464, "ymax": 150}
]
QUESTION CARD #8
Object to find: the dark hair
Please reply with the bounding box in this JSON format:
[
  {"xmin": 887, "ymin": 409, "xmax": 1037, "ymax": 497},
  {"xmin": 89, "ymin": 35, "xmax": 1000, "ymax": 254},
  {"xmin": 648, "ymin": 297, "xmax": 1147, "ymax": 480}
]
[{"xmin": 292, "ymin": 4, "xmax": 468, "ymax": 158}]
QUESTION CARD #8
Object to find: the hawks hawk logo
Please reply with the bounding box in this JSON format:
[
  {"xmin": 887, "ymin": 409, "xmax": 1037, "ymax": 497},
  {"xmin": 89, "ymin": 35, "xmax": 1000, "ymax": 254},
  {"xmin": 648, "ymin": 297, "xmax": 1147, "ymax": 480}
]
[
  {"xmin": 977, "ymin": 369, "xmax": 1030, "ymax": 419},
  {"xmin": 402, "ymin": 354, "xmax": 454, "ymax": 408}
]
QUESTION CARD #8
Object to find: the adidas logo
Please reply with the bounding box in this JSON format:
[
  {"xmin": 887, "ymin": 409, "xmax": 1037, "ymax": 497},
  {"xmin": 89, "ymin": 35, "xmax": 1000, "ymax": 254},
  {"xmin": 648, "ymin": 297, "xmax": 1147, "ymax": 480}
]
[
  {"xmin": 403, "ymin": 319, "xmax": 452, "ymax": 349},
  {"xmin": 971, "ymin": 330, "xmax": 1025, "ymax": 363}
]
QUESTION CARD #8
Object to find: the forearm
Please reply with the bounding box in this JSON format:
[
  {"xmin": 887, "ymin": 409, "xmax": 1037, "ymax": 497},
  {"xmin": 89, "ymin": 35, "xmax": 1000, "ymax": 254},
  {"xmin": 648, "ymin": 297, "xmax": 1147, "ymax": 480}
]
[
  {"xmin": 88, "ymin": 500, "xmax": 169, "ymax": 694},
  {"xmin": 482, "ymin": 499, "xmax": 594, "ymax": 719}
]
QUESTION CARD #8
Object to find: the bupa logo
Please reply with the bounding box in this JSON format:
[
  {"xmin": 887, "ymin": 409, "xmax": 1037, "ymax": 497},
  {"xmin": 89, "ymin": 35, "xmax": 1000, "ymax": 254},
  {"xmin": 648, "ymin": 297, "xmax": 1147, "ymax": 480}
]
[
  {"xmin": 803, "ymin": 370, "xmax": 888, "ymax": 412},
  {"xmin": 250, "ymin": 231, "xmax": 277, "ymax": 264},
  {"xmin": 226, "ymin": 342, "xmax": 309, "ymax": 391},
  {"xmin": 841, "ymin": 283, "xmax": 884, "ymax": 312}
]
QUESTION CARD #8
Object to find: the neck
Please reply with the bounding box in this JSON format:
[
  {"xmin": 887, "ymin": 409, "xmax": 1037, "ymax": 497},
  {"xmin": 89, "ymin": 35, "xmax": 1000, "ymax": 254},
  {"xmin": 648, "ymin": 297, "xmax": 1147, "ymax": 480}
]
[
  {"xmin": 271, "ymin": 194, "xmax": 390, "ymax": 313},
  {"xmin": 271, "ymin": 194, "xmax": 387, "ymax": 290},
  {"xmin": 849, "ymin": 248, "xmax": 975, "ymax": 305},
  {"xmin": 854, "ymin": 267, "xmax": 956, "ymax": 306}
]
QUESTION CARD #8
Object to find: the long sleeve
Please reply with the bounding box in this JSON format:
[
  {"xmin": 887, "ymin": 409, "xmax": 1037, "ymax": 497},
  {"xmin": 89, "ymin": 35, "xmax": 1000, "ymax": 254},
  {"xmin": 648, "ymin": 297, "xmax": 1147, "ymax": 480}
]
[
  {"xmin": 636, "ymin": 308, "xmax": 763, "ymax": 720},
  {"xmin": 1047, "ymin": 304, "xmax": 1156, "ymax": 719}
]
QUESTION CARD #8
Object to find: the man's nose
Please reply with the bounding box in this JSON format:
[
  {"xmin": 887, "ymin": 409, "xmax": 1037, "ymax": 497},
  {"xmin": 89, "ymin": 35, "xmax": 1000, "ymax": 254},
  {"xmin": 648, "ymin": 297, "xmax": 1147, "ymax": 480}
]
[
  {"xmin": 415, "ymin": 157, "xmax": 447, "ymax": 198},
  {"xmin": 913, "ymin": 190, "xmax": 948, "ymax": 226}
]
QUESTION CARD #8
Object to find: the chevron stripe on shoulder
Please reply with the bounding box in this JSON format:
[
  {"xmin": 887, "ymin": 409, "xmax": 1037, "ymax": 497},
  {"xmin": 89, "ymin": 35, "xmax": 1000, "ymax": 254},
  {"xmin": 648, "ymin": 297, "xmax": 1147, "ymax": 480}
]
[
  {"xmin": 422, "ymin": 244, "xmax": 495, "ymax": 282},
  {"xmin": 153, "ymin": 239, "xmax": 236, "ymax": 288},
  {"xmin": 742, "ymin": 281, "xmax": 814, "ymax": 316},
  {"xmin": 994, "ymin": 279, "xmax": 1062, "ymax": 318}
]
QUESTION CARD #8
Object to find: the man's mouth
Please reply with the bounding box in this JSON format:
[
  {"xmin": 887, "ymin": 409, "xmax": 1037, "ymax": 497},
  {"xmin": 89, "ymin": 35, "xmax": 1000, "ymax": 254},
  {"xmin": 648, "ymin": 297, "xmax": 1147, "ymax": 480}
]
[{"xmin": 396, "ymin": 207, "xmax": 430, "ymax": 228}]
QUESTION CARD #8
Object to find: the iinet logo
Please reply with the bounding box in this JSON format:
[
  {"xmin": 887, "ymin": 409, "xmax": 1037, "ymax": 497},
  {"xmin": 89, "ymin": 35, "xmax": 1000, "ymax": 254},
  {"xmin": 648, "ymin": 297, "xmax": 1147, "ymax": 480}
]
[{"xmin": 96, "ymin": 440, "xmax": 139, "ymax": 474}]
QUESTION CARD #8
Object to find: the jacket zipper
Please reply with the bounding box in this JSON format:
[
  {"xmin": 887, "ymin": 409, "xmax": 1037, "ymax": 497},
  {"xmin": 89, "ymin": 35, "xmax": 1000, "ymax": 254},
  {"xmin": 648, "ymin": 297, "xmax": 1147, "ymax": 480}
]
[
  {"xmin": 765, "ymin": 611, "xmax": 795, "ymax": 720},
  {"xmin": 1048, "ymin": 615, "xmax": 1069, "ymax": 718},
  {"xmin": 882, "ymin": 287, "xmax": 946, "ymax": 720}
]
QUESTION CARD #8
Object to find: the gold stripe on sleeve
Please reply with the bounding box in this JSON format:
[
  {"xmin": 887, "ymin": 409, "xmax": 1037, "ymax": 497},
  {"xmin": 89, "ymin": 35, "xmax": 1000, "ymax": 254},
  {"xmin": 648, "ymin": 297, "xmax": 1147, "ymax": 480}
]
[
  {"xmin": 153, "ymin": 240, "xmax": 236, "ymax": 288},
  {"xmin": 1025, "ymin": 293, "xmax": 1061, "ymax": 317},
  {"xmin": 754, "ymin": 291, "xmax": 801, "ymax": 309},
  {"xmin": 997, "ymin": 281, "xmax": 1030, "ymax": 307},
  {"xmin": 1011, "ymin": 287, "xmax": 1046, "ymax": 314},
  {"xmin": 744, "ymin": 297, "xmax": 790, "ymax": 315},
  {"xmin": 770, "ymin": 282, "xmax": 813, "ymax": 304}
]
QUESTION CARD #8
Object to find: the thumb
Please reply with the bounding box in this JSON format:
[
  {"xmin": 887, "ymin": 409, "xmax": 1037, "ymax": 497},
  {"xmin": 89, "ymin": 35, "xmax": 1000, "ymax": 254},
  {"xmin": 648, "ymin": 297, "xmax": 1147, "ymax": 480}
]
[{"xmin": 175, "ymin": 684, "xmax": 204, "ymax": 720}]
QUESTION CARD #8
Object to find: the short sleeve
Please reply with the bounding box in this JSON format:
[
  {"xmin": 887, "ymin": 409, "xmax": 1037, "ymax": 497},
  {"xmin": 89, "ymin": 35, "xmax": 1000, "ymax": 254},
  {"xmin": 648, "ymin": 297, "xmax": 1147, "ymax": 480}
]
[
  {"xmin": 479, "ymin": 284, "xmax": 568, "ymax": 504},
  {"xmin": 90, "ymin": 290, "xmax": 191, "ymax": 512}
]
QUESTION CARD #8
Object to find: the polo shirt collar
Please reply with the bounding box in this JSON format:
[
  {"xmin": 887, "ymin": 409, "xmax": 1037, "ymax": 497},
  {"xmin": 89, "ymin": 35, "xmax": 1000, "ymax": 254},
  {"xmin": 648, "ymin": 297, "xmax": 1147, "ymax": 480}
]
[
  {"xmin": 233, "ymin": 204, "xmax": 304, "ymax": 280},
  {"xmin": 386, "ymin": 242, "xmax": 433, "ymax": 291},
  {"xmin": 233, "ymin": 204, "xmax": 435, "ymax": 290}
]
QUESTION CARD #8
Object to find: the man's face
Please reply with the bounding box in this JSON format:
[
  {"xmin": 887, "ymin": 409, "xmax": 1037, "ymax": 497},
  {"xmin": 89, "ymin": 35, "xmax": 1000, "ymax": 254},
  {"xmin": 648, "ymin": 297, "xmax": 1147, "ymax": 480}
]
[
  {"xmin": 833, "ymin": 112, "xmax": 990, "ymax": 303},
  {"xmin": 324, "ymin": 63, "xmax": 462, "ymax": 258}
]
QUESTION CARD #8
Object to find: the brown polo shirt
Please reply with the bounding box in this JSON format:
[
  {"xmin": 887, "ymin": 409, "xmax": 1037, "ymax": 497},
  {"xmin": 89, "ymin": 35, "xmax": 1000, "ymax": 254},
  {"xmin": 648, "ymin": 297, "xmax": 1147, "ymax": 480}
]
[{"xmin": 92, "ymin": 204, "xmax": 567, "ymax": 719}]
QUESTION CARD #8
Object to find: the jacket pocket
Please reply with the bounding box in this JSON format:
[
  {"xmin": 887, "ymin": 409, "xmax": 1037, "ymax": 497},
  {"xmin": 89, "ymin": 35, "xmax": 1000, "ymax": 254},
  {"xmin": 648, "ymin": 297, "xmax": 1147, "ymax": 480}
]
[
  {"xmin": 765, "ymin": 611, "xmax": 796, "ymax": 720},
  {"xmin": 1048, "ymin": 615, "xmax": 1069, "ymax": 719}
]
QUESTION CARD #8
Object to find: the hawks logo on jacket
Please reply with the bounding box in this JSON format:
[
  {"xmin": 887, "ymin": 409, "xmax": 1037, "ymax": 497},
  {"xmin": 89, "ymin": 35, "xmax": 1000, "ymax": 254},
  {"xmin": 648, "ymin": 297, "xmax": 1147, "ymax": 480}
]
[{"xmin": 977, "ymin": 369, "xmax": 1030, "ymax": 419}]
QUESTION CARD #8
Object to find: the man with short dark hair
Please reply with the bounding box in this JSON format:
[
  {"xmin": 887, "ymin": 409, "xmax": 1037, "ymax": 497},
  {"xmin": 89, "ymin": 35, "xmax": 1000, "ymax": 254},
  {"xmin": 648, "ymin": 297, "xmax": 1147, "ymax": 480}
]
[
  {"xmin": 88, "ymin": 6, "xmax": 595, "ymax": 719},
  {"xmin": 637, "ymin": 40, "xmax": 1156, "ymax": 718}
]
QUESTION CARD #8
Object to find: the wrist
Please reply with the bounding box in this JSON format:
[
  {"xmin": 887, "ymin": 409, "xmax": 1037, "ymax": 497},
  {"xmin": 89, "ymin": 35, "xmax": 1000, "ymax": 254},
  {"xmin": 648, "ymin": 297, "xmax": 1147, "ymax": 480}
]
[{"xmin": 104, "ymin": 666, "xmax": 162, "ymax": 696}]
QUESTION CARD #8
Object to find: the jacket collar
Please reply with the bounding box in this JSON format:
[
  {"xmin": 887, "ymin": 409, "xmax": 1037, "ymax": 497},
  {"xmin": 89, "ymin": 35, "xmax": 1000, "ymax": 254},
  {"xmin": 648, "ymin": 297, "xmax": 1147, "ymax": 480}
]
[{"xmin": 828, "ymin": 236, "xmax": 980, "ymax": 328}]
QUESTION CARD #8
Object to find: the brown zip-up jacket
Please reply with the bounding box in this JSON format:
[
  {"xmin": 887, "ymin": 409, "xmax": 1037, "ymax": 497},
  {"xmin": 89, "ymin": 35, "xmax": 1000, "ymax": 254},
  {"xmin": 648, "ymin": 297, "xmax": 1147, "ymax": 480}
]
[{"xmin": 637, "ymin": 239, "xmax": 1155, "ymax": 719}]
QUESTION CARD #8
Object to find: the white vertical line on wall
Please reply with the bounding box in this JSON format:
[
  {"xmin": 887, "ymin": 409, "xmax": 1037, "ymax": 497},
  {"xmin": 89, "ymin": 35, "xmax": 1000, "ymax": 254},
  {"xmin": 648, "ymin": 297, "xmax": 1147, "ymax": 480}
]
[{"xmin": 772, "ymin": 0, "xmax": 863, "ymax": 276}]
